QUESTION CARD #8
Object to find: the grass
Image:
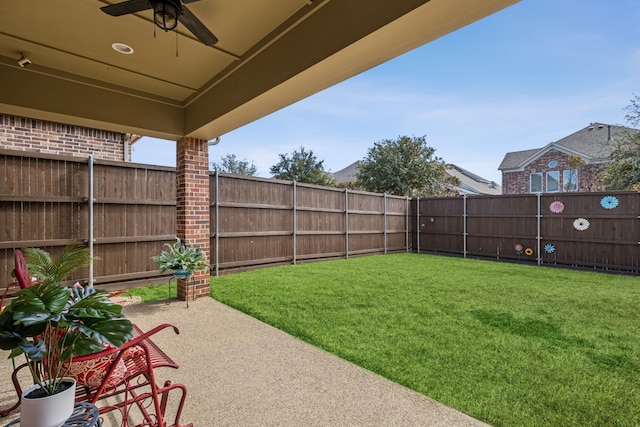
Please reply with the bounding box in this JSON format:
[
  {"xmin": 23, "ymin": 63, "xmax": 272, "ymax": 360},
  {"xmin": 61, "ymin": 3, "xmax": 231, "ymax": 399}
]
[
  {"xmin": 209, "ymin": 253, "xmax": 640, "ymax": 427},
  {"xmin": 127, "ymin": 282, "xmax": 177, "ymax": 303}
]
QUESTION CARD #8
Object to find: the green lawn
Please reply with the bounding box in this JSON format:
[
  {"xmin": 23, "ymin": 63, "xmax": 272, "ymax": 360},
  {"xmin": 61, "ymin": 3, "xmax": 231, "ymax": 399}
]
[{"xmin": 209, "ymin": 253, "xmax": 640, "ymax": 427}]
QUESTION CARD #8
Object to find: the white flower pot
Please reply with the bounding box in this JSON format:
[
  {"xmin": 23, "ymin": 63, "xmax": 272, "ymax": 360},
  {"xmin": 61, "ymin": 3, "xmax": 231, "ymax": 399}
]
[{"xmin": 20, "ymin": 378, "xmax": 76, "ymax": 427}]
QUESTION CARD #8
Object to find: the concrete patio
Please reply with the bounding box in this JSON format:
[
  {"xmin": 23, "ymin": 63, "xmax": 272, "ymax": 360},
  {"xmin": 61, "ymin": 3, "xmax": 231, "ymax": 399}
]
[{"xmin": 0, "ymin": 297, "xmax": 490, "ymax": 426}]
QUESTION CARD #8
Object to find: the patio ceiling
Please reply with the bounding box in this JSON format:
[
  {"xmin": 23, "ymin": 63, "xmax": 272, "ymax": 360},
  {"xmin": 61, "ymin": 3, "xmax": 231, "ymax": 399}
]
[{"xmin": 0, "ymin": 0, "xmax": 518, "ymax": 142}]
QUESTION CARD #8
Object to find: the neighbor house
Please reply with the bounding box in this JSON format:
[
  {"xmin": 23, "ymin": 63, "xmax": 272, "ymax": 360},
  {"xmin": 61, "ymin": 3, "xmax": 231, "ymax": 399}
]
[
  {"xmin": 333, "ymin": 161, "xmax": 501, "ymax": 195},
  {"xmin": 499, "ymin": 122, "xmax": 638, "ymax": 195}
]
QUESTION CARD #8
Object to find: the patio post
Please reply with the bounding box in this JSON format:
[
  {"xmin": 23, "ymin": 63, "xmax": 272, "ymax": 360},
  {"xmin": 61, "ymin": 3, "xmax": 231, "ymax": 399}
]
[{"xmin": 176, "ymin": 137, "xmax": 210, "ymax": 301}]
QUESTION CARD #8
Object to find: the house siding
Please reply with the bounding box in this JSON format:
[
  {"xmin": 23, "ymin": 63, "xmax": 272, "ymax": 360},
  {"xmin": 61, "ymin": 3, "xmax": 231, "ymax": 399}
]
[
  {"xmin": 0, "ymin": 114, "xmax": 131, "ymax": 161},
  {"xmin": 501, "ymin": 149, "xmax": 604, "ymax": 194}
]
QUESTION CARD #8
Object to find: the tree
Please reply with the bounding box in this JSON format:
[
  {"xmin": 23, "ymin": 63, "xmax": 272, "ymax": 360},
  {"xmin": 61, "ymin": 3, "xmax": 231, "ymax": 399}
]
[
  {"xmin": 211, "ymin": 154, "xmax": 258, "ymax": 176},
  {"xmin": 356, "ymin": 135, "xmax": 459, "ymax": 197},
  {"xmin": 604, "ymin": 95, "xmax": 640, "ymax": 190},
  {"xmin": 269, "ymin": 146, "xmax": 335, "ymax": 186}
]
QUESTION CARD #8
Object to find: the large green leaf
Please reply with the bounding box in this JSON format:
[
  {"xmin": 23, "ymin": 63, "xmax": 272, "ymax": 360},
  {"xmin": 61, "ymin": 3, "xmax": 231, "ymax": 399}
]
[
  {"xmin": 72, "ymin": 318, "xmax": 133, "ymax": 356},
  {"xmin": 10, "ymin": 283, "xmax": 69, "ymax": 326}
]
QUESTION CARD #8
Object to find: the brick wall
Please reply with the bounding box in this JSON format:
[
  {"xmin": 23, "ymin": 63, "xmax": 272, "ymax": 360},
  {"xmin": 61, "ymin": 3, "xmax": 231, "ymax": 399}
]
[
  {"xmin": 0, "ymin": 114, "xmax": 131, "ymax": 161},
  {"xmin": 502, "ymin": 149, "xmax": 605, "ymax": 194}
]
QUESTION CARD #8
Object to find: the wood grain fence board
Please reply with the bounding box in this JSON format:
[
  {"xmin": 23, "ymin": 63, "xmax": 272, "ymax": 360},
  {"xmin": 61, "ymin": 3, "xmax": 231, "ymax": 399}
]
[{"xmin": 297, "ymin": 234, "xmax": 346, "ymax": 258}]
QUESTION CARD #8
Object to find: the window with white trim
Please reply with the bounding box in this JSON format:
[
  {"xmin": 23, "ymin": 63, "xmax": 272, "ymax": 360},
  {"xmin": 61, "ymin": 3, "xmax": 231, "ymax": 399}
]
[
  {"xmin": 563, "ymin": 169, "xmax": 578, "ymax": 192},
  {"xmin": 546, "ymin": 171, "xmax": 560, "ymax": 192},
  {"xmin": 530, "ymin": 172, "xmax": 542, "ymax": 193}
]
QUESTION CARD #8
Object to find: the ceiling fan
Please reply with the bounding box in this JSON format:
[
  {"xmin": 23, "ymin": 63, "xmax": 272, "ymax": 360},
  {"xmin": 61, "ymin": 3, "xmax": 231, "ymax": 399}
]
[{"xmin": 101, "ymin": 0, "xmax": 218, "ymax": 46}]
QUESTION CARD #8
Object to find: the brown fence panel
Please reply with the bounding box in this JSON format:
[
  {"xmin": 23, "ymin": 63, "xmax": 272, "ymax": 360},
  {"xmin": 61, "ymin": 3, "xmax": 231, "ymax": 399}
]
[
  {"xmin": 417, "ymin": 197, "xmax": 465, "ymax": 254},
  {"xmin": 386, "ymin": 195, "xmax": 408, "ymax": 253},
  {"xmin": 539, "ymin": 192, "xmax": 638, "ymax": 272},
  {"xmin": 91, "ymin": 160, "xmax": 176, "ymax": 287},
  {"xmin": 414, "ymin": 192, "xmax": 639, "ymax": 274},
  {"xmin": 466, "ymin": 195, "xmax": 538, "ymax": 260},
  {"xmin": 296, "ymin": 184, "xmax": 346, "ymax": 260},
  {"xmin": 0, "ymin": 150, "xmax": 88, "ymax": 284},
  {"xmin": 347, "ymin": 191, "xmax": 385, "ymax": 255},
  {"xmin": 213, "ymin": 174, "xmax": 294, "ymax": 272}
]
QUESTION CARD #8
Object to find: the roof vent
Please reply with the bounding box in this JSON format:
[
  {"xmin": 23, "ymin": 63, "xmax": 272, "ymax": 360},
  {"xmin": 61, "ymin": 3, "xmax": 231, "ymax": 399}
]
[{"xmin": 598, "ymin": 125, "xmax": 604, "ymax": 129}]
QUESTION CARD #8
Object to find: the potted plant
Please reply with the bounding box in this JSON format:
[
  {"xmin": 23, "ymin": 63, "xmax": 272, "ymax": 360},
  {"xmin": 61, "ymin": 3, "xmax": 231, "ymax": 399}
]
[
  {"xmin": 152, "ymin": 238, "xmax": 208, "ymax": 279},
  {"xmin": 0, "ymin": 244, "xmax": 133, "ymax": 427}
]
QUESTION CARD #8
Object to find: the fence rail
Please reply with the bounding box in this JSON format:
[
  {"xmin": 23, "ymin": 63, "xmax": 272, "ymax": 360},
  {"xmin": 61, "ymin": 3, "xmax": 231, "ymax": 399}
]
[{"xmin": 1, "ymin": 149, "xmax": 638, "ymax": 292}]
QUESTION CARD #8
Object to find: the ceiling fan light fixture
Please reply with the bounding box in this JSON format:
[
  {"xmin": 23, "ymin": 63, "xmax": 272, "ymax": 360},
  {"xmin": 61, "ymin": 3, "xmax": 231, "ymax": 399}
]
[{"xmin": 152, "ymin": 0, "xmax": 181, "ymax": 31}]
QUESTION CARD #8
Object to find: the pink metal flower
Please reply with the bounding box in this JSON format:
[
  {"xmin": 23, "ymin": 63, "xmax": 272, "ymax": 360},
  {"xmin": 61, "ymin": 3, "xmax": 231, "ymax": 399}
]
[{"xmin": 549, "ymin": 201, "xmax": 565, "ymax": 214}]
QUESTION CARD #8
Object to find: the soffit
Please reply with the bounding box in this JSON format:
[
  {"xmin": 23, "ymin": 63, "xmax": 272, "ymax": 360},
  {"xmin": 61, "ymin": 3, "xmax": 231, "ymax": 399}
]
[{"xmin": 0, "ymin": 0, "xmax": 519, "ymax": 141}]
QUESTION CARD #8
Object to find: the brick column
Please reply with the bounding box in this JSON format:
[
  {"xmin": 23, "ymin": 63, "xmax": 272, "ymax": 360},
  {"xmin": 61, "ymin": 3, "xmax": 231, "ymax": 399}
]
[{"xmin": 176, "ymin": 137, "xmax": 210, "ymax": 300}]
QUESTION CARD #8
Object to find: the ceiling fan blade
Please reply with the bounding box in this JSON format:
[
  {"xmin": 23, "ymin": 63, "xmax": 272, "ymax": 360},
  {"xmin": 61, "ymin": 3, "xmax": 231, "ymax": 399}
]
[
  {"xmin": 179, "ymin": 5, "xmax": 218, "ymax": 46},
  {"xmin": 182, "ymin": 0, "xmax": 201, "ymax": 3},
  {"xmin": 101, "ymin": 0, "xmax": 152, "ymax": 16}
]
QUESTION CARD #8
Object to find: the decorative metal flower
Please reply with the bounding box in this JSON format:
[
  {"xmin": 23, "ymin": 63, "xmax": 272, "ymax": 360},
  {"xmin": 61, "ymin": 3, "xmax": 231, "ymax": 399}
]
[
  {"xmin": 514, "ymin": 244, "xmax": 523, "ymax": 254},
  {"xmin": 600, "ymin": 196, "xmax": 619, "ymax": 210},
  {"xmin": 544, "ymin": 243, "xmax": 556, "ymax": 254},
  {"xmin": 573, "ymin": 218, "xmax": 590, "ymax": 231},
  {"xmin": 525, "ymin": 248, "xmax": 534, "ymax": 256},
  {"xmin": 549, "ymin": 200, "xmax": 565, "ymax": 214}
]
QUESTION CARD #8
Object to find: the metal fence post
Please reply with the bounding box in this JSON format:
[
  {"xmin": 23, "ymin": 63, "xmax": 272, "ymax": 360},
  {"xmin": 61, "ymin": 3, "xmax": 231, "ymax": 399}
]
[
  {"xmin": 215, "ymin": 170, "xmax": 219, "ymax": 277},
  {"xmin": 293, "ymin": 181, "xmax": 297, "ymax": 265},
  {"xmin": 406, "ymin": 196, "xmax": 409, "ymax": 253},
  {"xmin": 87, "ymin": 155, "xmax": 94, "ymax": 287},
  {"xmin": 416, "ymin": 196, "xmax": 420, "ymax": 254},
  {"xmin": 536, "ymin": 192, "xmax": 541, "ymax": 266},
  {"xmin": 345, "ymin": 189, "xmax": 349, "ymax": 258},
  {"xmin": 463, "ymin": 194, "xmax": 467, "ymax": 258},
  {"xmin": 384, "ymin": 193, "xmax": 387, "ymax": 255}
]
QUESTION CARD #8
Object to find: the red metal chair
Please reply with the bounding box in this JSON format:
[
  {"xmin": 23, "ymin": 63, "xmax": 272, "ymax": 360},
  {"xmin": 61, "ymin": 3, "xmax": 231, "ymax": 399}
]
[
  {"xmin": 1, "ymin": 250, "xmax": 41, "ymax": 310},
  {"xmin": 1, "ymin": 251, "xmax": 193, "ymax": 426},
  {"xmin": 4, "ymin": 324, "xmax": 192, "ymax": 426}
]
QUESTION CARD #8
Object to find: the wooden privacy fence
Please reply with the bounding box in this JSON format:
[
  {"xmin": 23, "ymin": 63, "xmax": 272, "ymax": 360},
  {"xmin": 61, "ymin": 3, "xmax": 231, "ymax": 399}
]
[
  {"xmin": 0, "ymin": 149, "xmax": 176, "ymax": 289},
  {"xmin": 0, "ymin": 149, "xmax": 409, "ymax": 289},
  {"xmin": 211, "ymin": 174, "xmax": 410, "ymax": 274},
  {"xmin": 1, "ymin": 149, "xmax": 638, "ymax": 290},
  {"xmin": 415, "ymin": 191, "xmax": 639, "ymax": 274}
]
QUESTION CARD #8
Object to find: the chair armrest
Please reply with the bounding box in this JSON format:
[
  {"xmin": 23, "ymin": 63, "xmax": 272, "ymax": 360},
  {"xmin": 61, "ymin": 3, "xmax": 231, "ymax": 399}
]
[{"xmin": 71, "ymin": 323, "xmax": 179, "ymax": 363}]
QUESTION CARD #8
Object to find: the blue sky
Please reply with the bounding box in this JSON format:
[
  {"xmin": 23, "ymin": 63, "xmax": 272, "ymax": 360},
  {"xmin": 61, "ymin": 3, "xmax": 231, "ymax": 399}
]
[{"xmin": 131, "ymin": 0, "xmax": 640, "ymax": 184}]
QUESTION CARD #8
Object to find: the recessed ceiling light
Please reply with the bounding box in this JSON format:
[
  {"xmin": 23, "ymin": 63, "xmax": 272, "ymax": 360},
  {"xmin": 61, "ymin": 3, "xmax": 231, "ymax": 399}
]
[{"xmin": 112, "ymin": 43, "xmax": 134, "ymax": 54}]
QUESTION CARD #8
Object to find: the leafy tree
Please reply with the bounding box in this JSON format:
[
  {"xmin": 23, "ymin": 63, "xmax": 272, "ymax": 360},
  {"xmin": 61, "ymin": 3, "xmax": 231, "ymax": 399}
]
[
  {"xmin": 604, "ymin": 95, "xmax": 640, "ymax": 190},
  {"xmin": 356, "ymin": 135, "xmax": 459, "ymax": 197},
  {"xmin": 269, "ymin": 146, "xmax": 335, "ymax": 186},
  {"xmin": 212, "ymin": 154, "xmax": 258, "ymax": 176},
  {"xmin": 565, "ymin": 154, "xmax": 605, "ymax": 192}
]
